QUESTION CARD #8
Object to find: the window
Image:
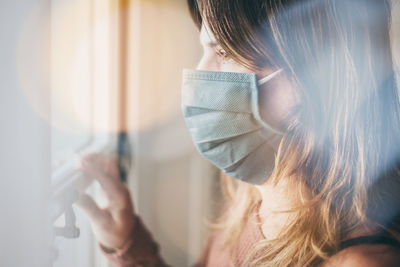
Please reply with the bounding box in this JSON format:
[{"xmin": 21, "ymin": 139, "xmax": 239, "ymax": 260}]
[
  {"xmin": 50, "ymin": 0, "xmax": 122, "ymax": 266},
  {"xmin": 50, "ymin": 0, "xmax": 117, "ymax": 186},
  {"xmin": 50, "ymin": 0, "xmax": 220, "ymax": 266}
]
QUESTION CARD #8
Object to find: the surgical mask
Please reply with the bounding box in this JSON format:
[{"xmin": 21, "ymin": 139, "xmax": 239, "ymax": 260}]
[{"xmin": 181, "ymin": 68, "xmax": 284, "ymax": 185}]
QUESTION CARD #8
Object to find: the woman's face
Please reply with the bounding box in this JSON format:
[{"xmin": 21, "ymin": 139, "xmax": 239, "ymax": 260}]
[
  {"xmin": 196, "ymin": 24, "xmax": 299, "ymax": 134},
  {"xmin": 196, "ymin": 25, "xmax": 257, "ymax": 74}
]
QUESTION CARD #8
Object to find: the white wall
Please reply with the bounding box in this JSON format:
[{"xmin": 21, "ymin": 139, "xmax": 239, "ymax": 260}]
[{"xmin": 0, "ymin": 1, "xmax": 52, "ymax": 266}]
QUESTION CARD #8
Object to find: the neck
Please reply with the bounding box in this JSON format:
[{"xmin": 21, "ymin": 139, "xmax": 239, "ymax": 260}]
[
  {"xmin": 255, "ymin": 179, "xmax": 375, "ymax": 240},
  {"xmin": 255, "ymin": 180, "xmax": 296, "ymax": 240}
]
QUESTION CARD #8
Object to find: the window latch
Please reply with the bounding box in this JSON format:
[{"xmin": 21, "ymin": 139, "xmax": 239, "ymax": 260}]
[{"xmin": 53, "ymin": 189, "xmax": 80, "ymax": 239}]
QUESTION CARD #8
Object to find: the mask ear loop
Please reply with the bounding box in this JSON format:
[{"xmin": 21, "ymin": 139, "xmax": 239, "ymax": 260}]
[
  {"xmin": 257, "ymin": 69, "xmax": 283, "ymax": 86},
  {"xmin": 251, "ymin": 69, "xmax": 285, "ymax": 135}
]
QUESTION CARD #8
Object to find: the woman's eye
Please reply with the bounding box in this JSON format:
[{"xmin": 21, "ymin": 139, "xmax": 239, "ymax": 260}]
[
  {"xmin": 216, "ymin": 48, "xmax": 227, "ymax": 58},
  {"xmin": 215, "ymin": 47, "xmax": 231, "ymax": 63}
]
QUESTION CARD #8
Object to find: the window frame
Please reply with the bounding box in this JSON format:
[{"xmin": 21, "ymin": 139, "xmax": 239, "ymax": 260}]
[{"xmin": 50, "ymin": 0, "xmax": 126, "ymax": 266}]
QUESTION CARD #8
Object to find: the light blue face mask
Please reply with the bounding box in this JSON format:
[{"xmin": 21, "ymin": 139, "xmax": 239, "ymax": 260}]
[{"xmin": 181, "ymin": 68, "xmax": 284, "ymax": 185}]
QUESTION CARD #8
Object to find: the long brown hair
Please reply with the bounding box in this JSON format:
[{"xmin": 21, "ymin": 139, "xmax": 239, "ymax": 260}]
[{"xmin": 188, "ymin": 0, "xmax": 400, "ymax": 266}]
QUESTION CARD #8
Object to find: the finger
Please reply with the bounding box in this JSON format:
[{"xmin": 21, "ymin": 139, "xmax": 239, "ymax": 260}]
[
  {"xmin": 81, "ymin": 153, "xmax": 119, "ymax": 179},
  {"xmin": 75, "ymin": 193, "xmax": 109, "ymax": 225},
  {"xmin": 80, "ymin": 162, "xmax": 129, "ymax": 205},
  {"xmin": 99, "ymin": 155, "xmax": 119, "ymax": 179},
  {"xmin": 81, "ymin": 153, "xmax": 102, "ymax": 164}
]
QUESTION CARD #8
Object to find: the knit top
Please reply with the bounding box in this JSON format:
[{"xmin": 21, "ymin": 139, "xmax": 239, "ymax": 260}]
[
  {"xmin": 100, "ymin": 208, "xmax": 264, "ymax": 267},
  {"xmin": 100, "ymin": 208, "xmax": 400, "ymax": 267}
]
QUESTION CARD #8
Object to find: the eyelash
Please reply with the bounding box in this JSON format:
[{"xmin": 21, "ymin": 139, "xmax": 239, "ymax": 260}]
[
  {"xmin": 215, "ymin": 48, "xmax": 232, "ymax": 64},
  {"xmin": 215, "ymin": 48, "xmax": 227, "ymax": 58},
  {"xmin": 215, "ymin": 47, "xmax": 231, "ymax": 63}
]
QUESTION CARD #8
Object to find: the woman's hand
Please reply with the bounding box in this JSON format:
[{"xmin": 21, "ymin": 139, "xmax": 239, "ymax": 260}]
[{"xmin": 75, "ymin": 153, "xmax": 135, "ymax": 251}]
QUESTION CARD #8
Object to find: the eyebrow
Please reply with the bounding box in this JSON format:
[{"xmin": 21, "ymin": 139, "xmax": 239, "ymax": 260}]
[
  {"xmin": 200, "ymin": 27, "xmax": 219, "ymax": 48},
  {"xmin": 203, "ymin": 40, "xmax": 218, "ymax": 47},
  {"xmin": 200, "ymin": 35, "xmax": 218, "ymax": 47}
]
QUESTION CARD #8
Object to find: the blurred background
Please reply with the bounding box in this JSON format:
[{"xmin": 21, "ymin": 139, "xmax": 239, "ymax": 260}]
[{"xmin": 0, "ymin": 0, "xmax": 399, "ymax": 267}]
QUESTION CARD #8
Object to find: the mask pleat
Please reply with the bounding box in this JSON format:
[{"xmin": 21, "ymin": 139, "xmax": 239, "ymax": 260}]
[
  {"xmin": 224, "ymin": 141, "xmax": 276, "ymax": 185},
  {"xmin": 184, "ymin": 111, "xmax": 261, "ymax": 142},
  {"xmin": 199, "ymin": 131, "xmax": 269, "ymax": 169},
  {"xmin": 182, "ymin": 79, "xmax": 253, "ymax": 114}
]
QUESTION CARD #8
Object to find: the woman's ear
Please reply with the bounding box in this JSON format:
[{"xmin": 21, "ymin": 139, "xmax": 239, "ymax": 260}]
[{"xmin": 257, "ymin": 70, "xmax": 299, "ymax": 132}]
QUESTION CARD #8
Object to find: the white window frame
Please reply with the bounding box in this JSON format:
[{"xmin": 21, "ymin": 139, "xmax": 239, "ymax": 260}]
[{"xmin": 50, "ymin": 0, "xmax": 125, "ymax": 266}]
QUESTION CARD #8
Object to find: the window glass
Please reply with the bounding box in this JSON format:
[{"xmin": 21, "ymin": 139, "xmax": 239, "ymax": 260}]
[
  {"xmin": 50, "ymin": 0, "xmax": 94, "ymax": 174},
  {"xmin": 50, "ymin": 0, "xmax": 114, "ymax": 266}
]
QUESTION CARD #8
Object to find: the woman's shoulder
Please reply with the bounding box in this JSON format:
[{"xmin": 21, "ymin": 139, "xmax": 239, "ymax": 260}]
[{"xmin": 321, "ymin": 244, "xmax": 400, "ymax": 267}]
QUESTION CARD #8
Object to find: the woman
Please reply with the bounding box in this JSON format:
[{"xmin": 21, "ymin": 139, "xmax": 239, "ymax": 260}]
[{"xmin": 77, "ymin": 0, "xmax": 400, "ymax": 266}]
